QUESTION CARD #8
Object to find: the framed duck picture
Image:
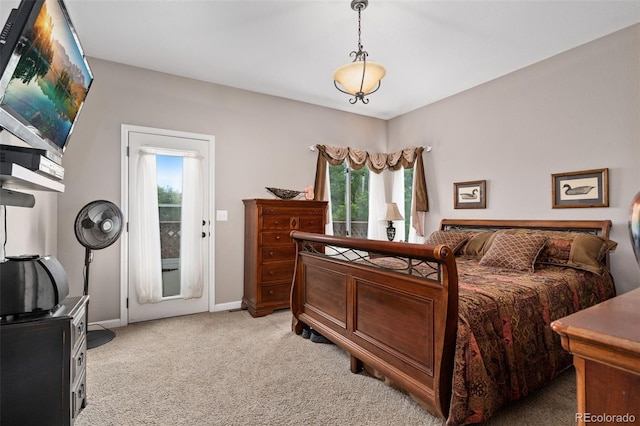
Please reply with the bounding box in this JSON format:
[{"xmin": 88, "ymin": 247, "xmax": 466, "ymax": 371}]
[
  {"xmin": 454, "ymin": 180, "xmax": 486, "ymax": 209},
  {"xmin": 552, "ymin": 168, "xmax": 608, "ymax": 208}
]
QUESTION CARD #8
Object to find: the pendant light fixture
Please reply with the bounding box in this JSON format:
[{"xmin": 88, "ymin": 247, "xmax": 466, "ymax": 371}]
[{"xmin": 333, "ymin": 0, "xmax": 386, "ymax": 104}]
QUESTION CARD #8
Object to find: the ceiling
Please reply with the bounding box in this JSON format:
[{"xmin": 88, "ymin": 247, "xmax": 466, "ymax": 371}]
[{"xmin": 8, "ymin": 1, "xmax": 640, "ymax": 120}]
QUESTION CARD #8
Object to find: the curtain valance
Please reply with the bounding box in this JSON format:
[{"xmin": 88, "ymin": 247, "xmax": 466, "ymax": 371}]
[
  {"xmin": 316, "ymin": 145, "xmax": 423, "ymax": 173},
  {"xmin": 313, "ymin": 144, "xmax": 428, "ymax": 211},
  {"xmin": 313, "ymin": 144, "xmax": 429, "ymax": 236}
]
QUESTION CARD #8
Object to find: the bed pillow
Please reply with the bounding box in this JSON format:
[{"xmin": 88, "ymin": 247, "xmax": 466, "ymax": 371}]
[
  {"xmin": 537, "ymin": 232, "xmax": 617, "ymax": 275},
  {"xmin": 567, "ymin": 234, "xmax": 617, "ymax": 274},
  {"xmin": 479, "ymin": 233, "xmax": 547, "ymax": 272},
  {"xmin": 460, "ymin": 231, "xmax": 495, "ymax": 258},
  {"xmin": 424, "ymin": 230, "xmax": 471, "ymax": 254},
  {"xmin": 537, "ymin": 234, "xmax": 574, "ymax": 265}
]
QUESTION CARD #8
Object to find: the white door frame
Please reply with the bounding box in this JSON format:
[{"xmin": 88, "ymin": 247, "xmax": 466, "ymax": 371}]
[{"xmin": 119, "ymin": 124, "xmax": 215, "ymax": 326}]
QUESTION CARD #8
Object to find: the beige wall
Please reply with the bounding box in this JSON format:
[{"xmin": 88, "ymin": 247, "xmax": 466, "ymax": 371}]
[
  {"xmin": 388, "ymin": 24, "xmax": 640, "ymax": 294},
  {"xmin": 9, "ymin": 23, "xmax": 638, "ymax": 323},
  {"xmin": 55, "ymin": 60, "xmax": 386, "ymax": 323},
  {"xmin": 0, "ymin": 133, "xmax": 58, "ymax": 258}
]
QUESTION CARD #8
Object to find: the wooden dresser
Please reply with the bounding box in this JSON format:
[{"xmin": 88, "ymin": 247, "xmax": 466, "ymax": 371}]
[
  {"xmin": 243, "ymin": 199, "xmax": 327, "ymax": 317},
  {"xmin": 1, "ymin": 296, "xmax": 89, "ymax": 426},
  {"xmin": 551, "ymin": 288, "xmax": 640, "ymax": 426}
]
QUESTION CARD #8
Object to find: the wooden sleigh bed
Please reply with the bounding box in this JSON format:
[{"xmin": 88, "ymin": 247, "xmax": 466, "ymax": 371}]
[{"xmin": 289, "ymin": 219, "xmax": 616, "ymax": 425}]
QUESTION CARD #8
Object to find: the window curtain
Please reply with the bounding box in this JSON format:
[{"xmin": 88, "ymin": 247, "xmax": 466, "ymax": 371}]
[
  {"xmin": 406, "ymin": 169, "xmax": 424, "ymax": 243},
  {"xmin": 323, "ymin": 161, "xmax": 334, "ymax": 235},
  {"xmin": 367, "ymin": 170, "xmax": 386, "ymax": 240},
  {"xmin": 180, "ymin": 155, "xmax": 204, "ymax": 299},
  {"xmin": 133, "ymin": 147, "xmax": 204, "ymax": 304},
  {"xmin": 132, "ymin": 150, "xmax": 163, "ymax": 304},
  {"xmin": 313, "ymin": 144, "xmax": 428, "ymax": 236},
  {"xmin": 390, "ymin": 168, "xmax": 406, "ymax": 241}
]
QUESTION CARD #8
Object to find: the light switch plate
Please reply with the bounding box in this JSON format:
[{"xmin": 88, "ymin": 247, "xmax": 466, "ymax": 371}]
[{"xmin": 216, "ymin": 210, "xmax": 228, "ymax": 221}]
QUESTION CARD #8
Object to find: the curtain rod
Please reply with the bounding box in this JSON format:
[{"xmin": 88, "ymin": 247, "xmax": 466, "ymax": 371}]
[{"xmin": 309, "ymin": 145, "xmax": 432, "ymax": 152}]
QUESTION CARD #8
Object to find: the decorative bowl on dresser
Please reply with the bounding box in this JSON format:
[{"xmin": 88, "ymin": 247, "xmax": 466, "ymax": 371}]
[{"xmin": 243, "ymin": 199, "xmax": 327, "ymax": 317}]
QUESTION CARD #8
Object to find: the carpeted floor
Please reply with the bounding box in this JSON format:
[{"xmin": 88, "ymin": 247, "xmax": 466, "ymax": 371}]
[{"xmin": 76, "ymin": 309, "xmax": 577, "ymax": 426}]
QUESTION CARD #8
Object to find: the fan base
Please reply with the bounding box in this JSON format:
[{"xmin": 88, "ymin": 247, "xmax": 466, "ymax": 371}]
[{"xmin": 87, "ymin": 329, "xmax": 115, "ymax": 349}]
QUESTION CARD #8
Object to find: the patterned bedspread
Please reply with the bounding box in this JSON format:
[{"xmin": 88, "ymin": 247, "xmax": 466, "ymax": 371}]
[{"xmin": 447, "ymin": 258, "xmax": 616, "ymax": 425}]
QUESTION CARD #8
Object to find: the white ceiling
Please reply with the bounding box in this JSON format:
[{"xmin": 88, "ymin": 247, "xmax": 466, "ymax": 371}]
[{"xmin": 8, "ymin": 1, "xmax": 640, "ymax": 120}]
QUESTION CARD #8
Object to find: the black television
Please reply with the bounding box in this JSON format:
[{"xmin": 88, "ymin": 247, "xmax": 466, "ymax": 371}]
[{"xmin": 0, "ymin": 0, "xmax": 92, "ymax": 162}]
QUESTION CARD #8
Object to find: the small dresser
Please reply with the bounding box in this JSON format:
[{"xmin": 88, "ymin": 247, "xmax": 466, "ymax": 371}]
[
  {"xmin": 1, "ymin": 295, "xmax": 89, "ymax": 426},
  {"xmin": 243, "ymin": 199, "xmax": 327, "ymax": 317},
  {"xmin": 551, "ymin": 288, "xmax": 640, "ymax": 426}
]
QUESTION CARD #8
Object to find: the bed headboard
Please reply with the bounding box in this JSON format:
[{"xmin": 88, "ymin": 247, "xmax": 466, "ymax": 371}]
[{"xmin": 439, "ymin": 219, "xmax": 612, "ymax": 239}]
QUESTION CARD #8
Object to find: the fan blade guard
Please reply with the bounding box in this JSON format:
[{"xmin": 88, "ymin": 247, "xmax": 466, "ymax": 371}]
[{"xmin": 74, "ymin": 200, "xmax": 124, "ymax": 250}]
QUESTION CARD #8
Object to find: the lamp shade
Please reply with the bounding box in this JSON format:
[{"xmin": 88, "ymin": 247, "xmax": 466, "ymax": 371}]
[
  {"xmin": 384, "ymin": 202, "xmax": 404, "ymax": 221},
  {"xmin": 334, "ymin": 60, "xmax": 386, "ymax": 96}
]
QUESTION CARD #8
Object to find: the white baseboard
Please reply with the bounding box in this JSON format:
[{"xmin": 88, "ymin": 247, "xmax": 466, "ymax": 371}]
[
  {"xmin": 89, "ymin": 300, "xmax": 244, "ymax": 329},
  {"xmin": 212, "ymin": 300, "xmax": 243, "ymax": 312},
  {"xmin": 88, "ymin": 318, "xmax": 123, "ymax": 330}
]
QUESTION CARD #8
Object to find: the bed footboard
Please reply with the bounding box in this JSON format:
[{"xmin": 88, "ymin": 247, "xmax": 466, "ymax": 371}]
[{"xmin": 289, "ymin": 231, "xmax": 459, "ymax": 419}]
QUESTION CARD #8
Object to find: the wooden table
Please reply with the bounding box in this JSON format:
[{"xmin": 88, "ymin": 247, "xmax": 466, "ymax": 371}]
[{"xmin": 551, "ymin": 288, "xmax": 640, "ymax": 426}]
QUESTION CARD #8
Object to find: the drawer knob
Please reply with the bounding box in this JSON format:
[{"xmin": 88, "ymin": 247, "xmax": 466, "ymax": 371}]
[
  {"xmin": 275, "ymin": 236, "xmax": 281, "ymax": 240},
  {"xmin": 269, "ymin": 271, "xmax": 274, "ymax": 275},
  {"xmin": 269, "ymin": 251, "xmax": 275, "ymax": 257},
  {"xmin": 268, "ymin": 289, "xmax": 274, "ymax": 295}
]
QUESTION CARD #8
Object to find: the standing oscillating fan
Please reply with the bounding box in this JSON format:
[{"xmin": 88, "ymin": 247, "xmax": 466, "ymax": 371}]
[{"xmin": 74, "ymin": 200, "xmax": 124, "ymax": 349}]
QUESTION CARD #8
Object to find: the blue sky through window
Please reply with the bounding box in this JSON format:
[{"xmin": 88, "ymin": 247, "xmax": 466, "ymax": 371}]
[{"xmin": 156, "ymin": 155, "xmax": 183, "ymax": 192}]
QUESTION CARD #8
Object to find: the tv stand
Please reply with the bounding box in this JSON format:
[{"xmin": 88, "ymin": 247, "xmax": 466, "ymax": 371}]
[
  {"xmin": 1, "ymin": 296, "xmax": 88, "ymax": 425},
  {"xmin": 0, "ymin": 161, "xmax": 64, "ymax": 192}
]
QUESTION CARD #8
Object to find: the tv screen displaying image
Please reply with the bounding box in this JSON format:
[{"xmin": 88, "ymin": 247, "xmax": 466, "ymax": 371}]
[{"xmin": 0, "ymin": 0, "xmax": 93, "ymax": 158}]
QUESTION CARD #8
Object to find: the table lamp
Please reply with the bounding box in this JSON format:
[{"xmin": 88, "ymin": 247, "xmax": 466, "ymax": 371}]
[{"xmin": 384, "ymin": 202, "xmax": 404, "ymax": 241}]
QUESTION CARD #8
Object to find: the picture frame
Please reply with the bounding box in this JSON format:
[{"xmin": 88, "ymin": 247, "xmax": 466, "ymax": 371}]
[
  {"xmin": 551, "ymin": 168, "xmax": 608, "ymax": 208},
  {"xmin": 454, "ymin": 180, "xmax": 486, "ymax": 209}
]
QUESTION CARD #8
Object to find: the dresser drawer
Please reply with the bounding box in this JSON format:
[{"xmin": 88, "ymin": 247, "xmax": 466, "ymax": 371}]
[
  {"xmin": 262, "ymin": 246, "xmax": 296, "ymax": 262},
  {"xmin": 261, "ymin": 261, "xmax": 295, "ymax": 283},
  {"xmin": 260, "ymin": 283, "xmax": 291, "ymax": 303},
  {"xmin": 261, "ymin": 231, "xmax": 293, "ymax": 246},
  {"xmin": 261, "ymin": 206, "xmax": 326, "ymax": 216},
  {"xmin": 71, "ymin": 340, "xmax": 86, "ymax": 387},
  {"xmin": 71, "ymin": 371, "xmax": 86, "ymax": 420},
  {"xmin": 262, "ymin": 215, "xmax": 294, "ymax": 230},
  {"xmin": 70, "ymin": 305, "xmax": 86, "ymax": 353},
  {"xmin": 299, "ymin": 215, "xmax": 324, "ymax": 232}
]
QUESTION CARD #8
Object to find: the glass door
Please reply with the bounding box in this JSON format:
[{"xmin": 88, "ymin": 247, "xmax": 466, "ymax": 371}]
[{"xmin": 126, "ymin": 127, "xmax": 212, "ymax": 323}]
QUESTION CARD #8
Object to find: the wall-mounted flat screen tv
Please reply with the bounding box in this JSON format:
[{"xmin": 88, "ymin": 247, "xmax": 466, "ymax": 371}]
[{"xmin": 0, "ymin": 0, "xmax": 93, "ymax": 161}]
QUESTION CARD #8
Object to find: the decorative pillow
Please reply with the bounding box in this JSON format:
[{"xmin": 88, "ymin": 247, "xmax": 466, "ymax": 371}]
[
  {"xmin": 424, "ymin": 230, "xmax": 470, "ymax": 254},
  {"xmin": 536, "ymin": 232, "xmax": 617, "ymax": 275},
  {"xmin": 479, "ymin": 233, "xmax": 547, "ymax": 272},
  {"xmin": 567, "ymin": 234, "xmax": 617, "ymax": 275},
  {"xmin": 460, "ymin": 231, "xmax": 495, "ymax": 258},
  {"xmin": 537, "ymin": 233, "xmax": 576, "ymax": 265}
]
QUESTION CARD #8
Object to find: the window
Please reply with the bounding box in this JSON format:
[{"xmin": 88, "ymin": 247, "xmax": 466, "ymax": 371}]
[
  {"xmin": 328, "ymin": 164, "xmax": 414, "ymax": 241},
  {"xmin": 156, "ymin": 155, "xmax": 182, "ymax": 297},
  {"xmin": 329, "ymin": 163, "xmax": 369, "ymax": 237}
]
